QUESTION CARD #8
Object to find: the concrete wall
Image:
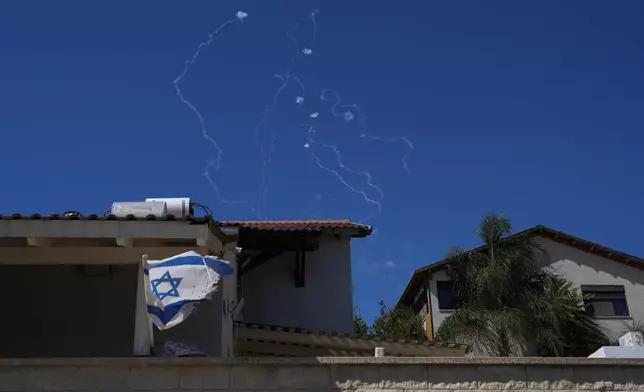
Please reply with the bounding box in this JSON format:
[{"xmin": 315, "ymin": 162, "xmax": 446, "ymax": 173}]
[
  {"xmin": 539, "ymin": 237, "xmax": 644, "ymax": 341},
  {"xmin": 0, "ymin": 249, "xmax": 234, "ymax": 358},
  {"xmin": 0, "ymin": 265, "xmax": 138, "ymax": 358},
  {"xmin": 1, "ymin": 357, "xmax": 643, "ymax": 391},
  {"xmin": 241, "ymin": 236, "xmax": 354, "ymax": 333}
]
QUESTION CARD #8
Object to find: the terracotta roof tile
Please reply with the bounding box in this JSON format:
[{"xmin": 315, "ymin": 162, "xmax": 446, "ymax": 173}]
[
  {"xmin": 0, "ymin": 215, "xmax": 372, "ymax": 237},
  {"xmin": 0, "ymin": 213, "xmax": 211, "ymax": 223},
  {"xmin": 235, "ymin": 321, "xmax": 468, "ymax": 350},
  {"xmin": 219, "ymin": 219, "xmax": 372, "ymax": 237}
]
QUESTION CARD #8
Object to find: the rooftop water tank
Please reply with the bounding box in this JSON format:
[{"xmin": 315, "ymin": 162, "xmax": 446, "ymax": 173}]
[
  {"xmin": 111, "ymin": 201, "xmax": 167, "ymax": 218},
  {"xmin": 145, "ymin": 197, "xmax": 192, "ymax": 218}
]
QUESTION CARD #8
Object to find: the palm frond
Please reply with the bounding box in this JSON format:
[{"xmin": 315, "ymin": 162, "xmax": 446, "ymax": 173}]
[{"xmin": 439, "ymin": 212, "xmax": 609, "ymax": 357}]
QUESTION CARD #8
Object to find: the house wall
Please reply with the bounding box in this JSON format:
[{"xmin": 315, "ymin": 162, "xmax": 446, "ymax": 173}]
[
  {"xmin": 538, "ymin": 237, "xmax": 644, "ymax": 341},
  {"xmin": 241, "ymin": 236, "xmax": 354, "ymax": 333},
  {"xmin": 220, "ymin": 246, "xmax": 239, "ymax": 358},
  {"xmin": 422, "ymin": 238, "xmax": 644, "ymax": 343},
  {"xmin": 428, "ymin": 269, "xmax": 453, "ymax": 337},
  {"xmin": 0, "ymin": 264, "xmax": 138, "ymax": 358},
  {"xmin": 143, "ymin": 248, "xmax": 240, "ymax": 357},
  {"xmin": 0, "ymin": 245, "xmax": 234, "ymax": 357},
  {"xmin": 2, "ymin": 357, "xmax": 644, "ymax": 391},
  {"xmin": 154, "ymin": 289, "xmax": 224, "ymax": 356}
]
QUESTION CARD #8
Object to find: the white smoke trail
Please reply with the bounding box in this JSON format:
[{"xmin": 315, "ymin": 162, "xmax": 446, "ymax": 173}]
[
  {"xmin": 173, "ymin": 11, "xmax": 254, "ymax": 209},
  {"xmin": 303, "ymin": 125, "xmax": 383, "ymax": 222},
  {"xmin": 171, "ymin": 7, "xmax": 411, "ymax": 222},
  {"xmin": 254, "ymin": 9, "xmax": 318, "ymax": 219},
  {"xmin": 320, "ymin": 88, "xmax": 415, "ymax": 177}
]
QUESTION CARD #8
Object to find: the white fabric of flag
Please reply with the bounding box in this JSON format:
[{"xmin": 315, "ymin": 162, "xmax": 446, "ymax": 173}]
[{"xmin": 144, "ymin": 251, "xmax": 234, "ymax": 330}]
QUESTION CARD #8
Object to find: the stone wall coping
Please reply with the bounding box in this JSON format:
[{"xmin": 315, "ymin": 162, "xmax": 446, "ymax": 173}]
[{"xmin": 1, "ymin": 357, "xmax": 644, "ymax": 368}]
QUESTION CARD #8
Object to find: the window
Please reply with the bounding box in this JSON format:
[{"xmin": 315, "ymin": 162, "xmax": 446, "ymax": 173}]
[
  {"xmin": 581, "ymin": 285, "xmax": 630, "ymax": 317},
  {"xmin": 437, "ymin": 281, "xmax": 459, "ymax": 310}
]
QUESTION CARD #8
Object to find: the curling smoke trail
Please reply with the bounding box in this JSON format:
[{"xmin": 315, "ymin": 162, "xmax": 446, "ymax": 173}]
[
  {"xmin": 173, "ymin": 12, "xmax": 254, "ymax": 209},
  {"xmin": 303, "ymin": 125, "xmax": 383, "ymax": 222},
  {"xmin": 254, "ymin": 9, "xmax": 318, "ymax": 219},
  {"xmin": 172, "ymin": 8, "xmax": 411, "ymax": 221},
  {"xmin": 320, "ymin": 88, "xmax": 415, "ymax": 178}
]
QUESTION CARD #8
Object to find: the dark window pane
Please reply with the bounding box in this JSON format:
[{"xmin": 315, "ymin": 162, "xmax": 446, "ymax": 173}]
[
  {"xmin": 437, "ymin": 281, "xmax": 458, "ymax": 310},
  {"xmin": 613, "ymin": 299, "xmax": 629, "ymax": 317},
  {"xmin": 582, "ymin": 285, "xmax": 629, "ymax": 317}
]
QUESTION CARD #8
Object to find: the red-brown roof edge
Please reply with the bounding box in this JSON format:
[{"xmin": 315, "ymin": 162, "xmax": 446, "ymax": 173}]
[{"xmin": 218, "ymin": 219, "xmax": 372, "ymax": 237}]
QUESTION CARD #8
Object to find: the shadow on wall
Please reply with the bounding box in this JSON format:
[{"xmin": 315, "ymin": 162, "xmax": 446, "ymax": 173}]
[{"xmin": 541, "ymin": 237, "xmax": 644, "ymax": 286}]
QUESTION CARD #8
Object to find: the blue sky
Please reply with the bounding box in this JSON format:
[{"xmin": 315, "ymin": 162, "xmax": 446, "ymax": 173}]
[{"xmin": 2, "ymin": 1, "xmax": 643, "ymax": 323}]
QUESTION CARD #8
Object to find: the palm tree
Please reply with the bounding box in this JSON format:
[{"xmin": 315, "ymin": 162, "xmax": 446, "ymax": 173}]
[
  {"xmin": 436, "ymin": 213, "xmax": 608, "ymax": 356},
  {"xmin": 534, "ymin": 277, "xmax": 609, "ymax": 356}
]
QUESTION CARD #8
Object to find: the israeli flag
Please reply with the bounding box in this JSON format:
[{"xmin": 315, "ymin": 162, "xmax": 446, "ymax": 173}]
[{"xmin": 144, "ymin": 251, "xmax": 234, "ymax": 330}]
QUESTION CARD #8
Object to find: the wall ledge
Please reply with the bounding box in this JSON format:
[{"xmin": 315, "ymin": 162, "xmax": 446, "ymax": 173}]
[{"xmin": 1, "ymin": 356, "xmax": 644, "ymax": 368}]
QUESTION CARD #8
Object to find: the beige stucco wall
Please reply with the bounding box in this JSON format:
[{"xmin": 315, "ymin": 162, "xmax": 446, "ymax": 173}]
[
  {"xmin": 538, "ymin": 237, "xmax": 644, "ymax": 341},
  {"xmin": 1, "ymin": 357, "xmax": 643, "ymax": 391},
  {"xmin": 425, "ymin": 238, "xmax": 644, "ymax": 343},
  {"xmin": 0, "ymin": 264, "xmax": 138, "ymax": 358},
  {"xmin": 428, "ymin": 268, "xmax": 453, "ymax": 336},
  {"xmin": 241, "ymin": 236, "xmax": 354, "ymax": 333}
]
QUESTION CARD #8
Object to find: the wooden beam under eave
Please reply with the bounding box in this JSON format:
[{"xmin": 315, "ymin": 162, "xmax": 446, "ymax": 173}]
[
  {"xmin": 0, "ymin": 246, "xmax": 209, "ymax": 265},
  {"xmin": 425, "ymin": 272, "xmax": 434, "ymax": 341},
  {"xmin": 241, "ymin": 250, "xmax": 282, "ymax": 275},
  {"xmin": 116, "ymin": 237, "xmax": 133, "ymax": 247},
  {"xmin": 294, "ymin": 251, "xmax": 306, "ymax": 288},
  {"xmin": 196, "ymin": 229, "xmax": 224, "ymax": 256},
  {"xmin": 26, "ymin": 237, "xmax": 54, "ymax": 247}
]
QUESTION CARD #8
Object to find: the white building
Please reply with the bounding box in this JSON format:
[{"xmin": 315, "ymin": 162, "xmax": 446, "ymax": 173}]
[
  {"xmin": 398, "ymin": 225, "xmax": 644, "ymax": 343},
  {"xmin": 0, "ymin": 214, "xmax": 467, "ymax": 358},
  {"xmin": 225, "ymin": 219, "xmax": 369, "ymax": 334}
]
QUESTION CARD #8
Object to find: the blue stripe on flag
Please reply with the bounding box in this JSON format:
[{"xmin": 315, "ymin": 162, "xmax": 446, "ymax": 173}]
[
  {"xmin": 149, "ymin": 255, "xmax": 234, "ymax": 276},
  {"xmin": 147, "ymin": 298, "xmax": 211, "ymax": 325}
]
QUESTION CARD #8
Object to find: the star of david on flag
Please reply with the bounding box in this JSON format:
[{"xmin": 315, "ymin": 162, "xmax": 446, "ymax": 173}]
[
  {"xmin": 144, "ymin": 251, "xmax": 234, "ymax": 330},
  {"xmin": 151, "ymin": 271, "xmax": 182, "ymax": 300}
]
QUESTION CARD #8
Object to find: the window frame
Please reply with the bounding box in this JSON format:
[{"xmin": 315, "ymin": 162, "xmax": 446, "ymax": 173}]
[
  {"xmin": 581, "ymin": 284, "xmax": 630, "ymax": 318},
  {"xmin": 436, "ymin": 280, "xmax": 459, "ymax": 311}
]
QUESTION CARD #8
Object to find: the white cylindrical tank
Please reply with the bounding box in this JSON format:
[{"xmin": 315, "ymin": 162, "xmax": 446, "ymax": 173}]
[
  {"xmin": 111, "ymin": 201, "xmax": 167, "ymax": 218},
  {"xmin": 145, "ymin": 197, "xmax": 191, "ymax": 218}
]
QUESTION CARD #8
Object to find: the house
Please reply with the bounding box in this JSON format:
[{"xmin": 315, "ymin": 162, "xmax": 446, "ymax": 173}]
[
  {"xmin": 223, "ymin": 219, "xmax": 370, "ymax": 334},
  {"xmin": 0, "ymin": 213, "xmax": 467, "ymax": 358},
  {"xmin": 397, "ymin": 225, "xmax": 644, "ymax": 342},
  {"xmin": 219, "ymin": 219, "xmax": 467, "ymax": 356}
]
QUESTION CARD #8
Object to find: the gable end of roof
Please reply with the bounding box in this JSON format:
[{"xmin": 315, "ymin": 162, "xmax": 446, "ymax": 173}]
[{"xmin": 397, "ymin": 225, "xmax": 644, "ymax": 307}]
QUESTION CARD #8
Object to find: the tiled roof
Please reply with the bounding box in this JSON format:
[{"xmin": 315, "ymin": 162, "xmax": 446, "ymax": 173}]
[
  {"xmin": 0, "ymin": 215, "xmax": 372, "ymax": 237},
  {"xmin": 219, "ymin": 219, "xmax": 372, "ymax": 237},
  {"xmin": 0, "ymin": 213, "xmax": 211, "ymax": 223},
  {"xmin": 236, "ymin": 321, "xmax": 466, "ymax": 350}
]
